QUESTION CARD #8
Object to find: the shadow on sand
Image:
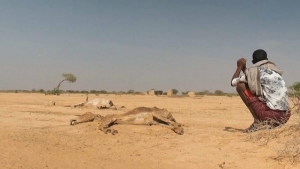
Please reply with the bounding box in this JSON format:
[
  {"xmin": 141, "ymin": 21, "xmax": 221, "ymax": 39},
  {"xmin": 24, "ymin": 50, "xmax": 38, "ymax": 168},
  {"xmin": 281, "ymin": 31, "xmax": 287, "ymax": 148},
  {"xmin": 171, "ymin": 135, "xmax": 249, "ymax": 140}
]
[{"xmin": 223, "ymin": 126, "xmax": 245, "ymax": 133}]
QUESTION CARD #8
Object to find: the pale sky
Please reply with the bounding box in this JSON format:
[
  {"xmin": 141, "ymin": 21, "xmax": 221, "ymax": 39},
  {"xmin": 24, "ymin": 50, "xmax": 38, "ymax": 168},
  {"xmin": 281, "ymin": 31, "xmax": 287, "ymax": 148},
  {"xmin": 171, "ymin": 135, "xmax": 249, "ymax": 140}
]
[{"xmin": 1, "ymin": 0, "xmax": 299, "ymax": 93}]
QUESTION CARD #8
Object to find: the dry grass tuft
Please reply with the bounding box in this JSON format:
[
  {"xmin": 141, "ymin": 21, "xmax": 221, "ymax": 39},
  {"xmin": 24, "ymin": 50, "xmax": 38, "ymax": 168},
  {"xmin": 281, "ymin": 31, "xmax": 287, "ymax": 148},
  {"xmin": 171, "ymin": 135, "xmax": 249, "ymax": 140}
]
[
  {"xmin": 245, "ymin": 123, "xmax": 279, "ymax": 146},
  {"xmin": 244, "ymin": 122, "xmax": 300, "ymax": 164},
  {"xmin": 273, "ymin": 119, "xmax": 300, "ymax": 164},
  {"xmin": 275, "ymin": 136, "xmax": 300, "ymax": 164}
]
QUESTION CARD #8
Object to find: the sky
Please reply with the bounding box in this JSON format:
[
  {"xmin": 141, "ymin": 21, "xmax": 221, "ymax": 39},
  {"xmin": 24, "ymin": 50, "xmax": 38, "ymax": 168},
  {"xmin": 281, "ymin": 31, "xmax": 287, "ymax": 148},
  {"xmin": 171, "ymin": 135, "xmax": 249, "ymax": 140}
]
[{"xmin": 0, "ymin": 0, "xmax": 299, "ymax": 93}]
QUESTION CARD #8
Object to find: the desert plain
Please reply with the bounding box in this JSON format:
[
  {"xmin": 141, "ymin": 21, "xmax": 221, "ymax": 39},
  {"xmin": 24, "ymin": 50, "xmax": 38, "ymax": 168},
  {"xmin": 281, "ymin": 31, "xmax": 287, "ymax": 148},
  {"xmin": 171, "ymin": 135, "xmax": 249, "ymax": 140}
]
[{"xmin": 0, "ymin": 93, "xmax": 299, "ymax": 169}]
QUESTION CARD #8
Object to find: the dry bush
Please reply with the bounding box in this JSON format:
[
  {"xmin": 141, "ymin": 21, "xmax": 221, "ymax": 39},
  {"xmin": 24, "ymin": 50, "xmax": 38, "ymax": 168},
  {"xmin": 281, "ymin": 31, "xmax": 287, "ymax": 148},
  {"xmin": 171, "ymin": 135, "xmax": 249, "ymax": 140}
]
[
  {"xmin": 290, "ymin": 84, "xmax": 300, "ymax": 114},
  {"xmin": 244, "ymin": 118, "xmax": 300, "ymax": 163},
  {"xmin": 276, "ymin": 136, "xmax": 300, "ymax": 164},
  {"xmin": 273, "ymin": 121, "xmax": 300, "ymax": 164},
  {"xmin": 245, "ymin": 122, "xmax": 279, "ymax": 146},
  {"xmin": 246, "ymin": 130, "xmax": 276, "ymax": 146},
  {"xmin": 244, "ymin": 123, "xmax": 300, "ymax": 164},
  {"xmin": 242, "ymin": 115, "xmax": 298, "ymax": 164}
]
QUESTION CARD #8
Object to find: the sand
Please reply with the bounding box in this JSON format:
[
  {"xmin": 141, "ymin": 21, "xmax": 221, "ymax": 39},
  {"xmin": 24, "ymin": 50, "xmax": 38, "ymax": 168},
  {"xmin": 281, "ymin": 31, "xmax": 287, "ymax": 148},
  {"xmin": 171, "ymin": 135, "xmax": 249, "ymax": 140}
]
[{"xmin": 0, "ymin": 93, "xmax": 299, "ymax": 169}]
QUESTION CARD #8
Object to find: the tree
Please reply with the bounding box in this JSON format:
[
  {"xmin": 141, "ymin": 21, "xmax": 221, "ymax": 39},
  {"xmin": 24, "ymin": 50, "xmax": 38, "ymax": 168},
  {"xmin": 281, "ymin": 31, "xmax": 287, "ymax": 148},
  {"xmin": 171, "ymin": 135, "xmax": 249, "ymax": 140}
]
[
  {"xmin": 55, "ymin": 73, "xmax": 77, "ymax": 91},
  {"xmin": 181, "ymin": 91, "xmax": 188, "ymax": 95},
  {"xmin": 80, "ymin": 90, "xmax": 88, "ymax": 93},
  {"xmin": 127, "ymin": 89, "xmax": 135, "ymax": 94},
  {"xmin": 172, "ymin": 89, "xmax": 178, "ymax": 95},
  {"xmin": 214, "ymin": 90, "xmax": 224, "ymax": 95},
  {"xmin": 99, "ymin": 90, "xmax": 108, "ymax": 94},
  {"xmin": 203, "ymin": 90, "xmax": 211, "ymax": 95},
  {"xmin": 66, "ymin": 90, "xmax": 74, "ymax": 93},
  {"xmin": 135, "ymin": 91, "xmax": 142, "ymax": 95},
  {"xmin": 110, "ymin": 91, "xmax": 116, "ymax": 94},
  {"xmin": 118, "ymin": 91, "xmax": 125, "ymax": 94}
]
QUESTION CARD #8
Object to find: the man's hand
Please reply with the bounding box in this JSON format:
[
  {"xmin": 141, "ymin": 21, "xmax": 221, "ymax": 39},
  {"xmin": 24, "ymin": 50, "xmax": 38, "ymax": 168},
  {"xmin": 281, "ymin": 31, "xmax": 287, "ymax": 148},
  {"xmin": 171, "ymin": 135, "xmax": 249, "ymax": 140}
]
[
  {"xmin": 237, "ymin": 58, "xmax": 246, "ymax": 69},
  {"xmin": 231, "ymin": 58, "xmax": 247, "ymax": 86}
]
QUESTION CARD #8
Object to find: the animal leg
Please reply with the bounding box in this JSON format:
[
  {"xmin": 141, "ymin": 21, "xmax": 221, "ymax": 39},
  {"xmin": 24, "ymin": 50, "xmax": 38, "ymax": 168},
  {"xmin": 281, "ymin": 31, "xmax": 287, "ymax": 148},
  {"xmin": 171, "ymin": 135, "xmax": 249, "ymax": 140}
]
[
  {"xmin": 152, "ymin": 112, "xmax": 177, "ymax": 125},
  {"xmin": 70, "ymin": 112, "xmax": 97, "ymax": 125},
  {"xmin": 152, "ymin": 113, "xmax": 184, "ymax": 135},
  {"xmin": 166, "ymin": 113, "xmax": 177, "ymax": 122},
  {"xmin": 99, "ymin": 117, "xmax": 118, "ymax": 135}
]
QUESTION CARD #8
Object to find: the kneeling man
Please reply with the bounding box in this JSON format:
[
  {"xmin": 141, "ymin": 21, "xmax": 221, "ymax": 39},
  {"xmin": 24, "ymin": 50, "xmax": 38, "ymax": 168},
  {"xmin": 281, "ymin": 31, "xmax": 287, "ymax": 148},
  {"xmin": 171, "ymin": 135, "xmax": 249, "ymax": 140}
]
[{"xmin": 231, "ymin": 49, "xmax": 290, "ymax": 132}]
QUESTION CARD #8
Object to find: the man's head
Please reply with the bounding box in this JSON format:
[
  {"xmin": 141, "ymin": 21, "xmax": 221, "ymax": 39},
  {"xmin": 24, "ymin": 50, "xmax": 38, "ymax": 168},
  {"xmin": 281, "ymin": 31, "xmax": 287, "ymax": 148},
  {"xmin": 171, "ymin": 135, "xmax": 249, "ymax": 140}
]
[{"xmin": 252, "ymin": 49, "xmax": 268, "ymax": 64}]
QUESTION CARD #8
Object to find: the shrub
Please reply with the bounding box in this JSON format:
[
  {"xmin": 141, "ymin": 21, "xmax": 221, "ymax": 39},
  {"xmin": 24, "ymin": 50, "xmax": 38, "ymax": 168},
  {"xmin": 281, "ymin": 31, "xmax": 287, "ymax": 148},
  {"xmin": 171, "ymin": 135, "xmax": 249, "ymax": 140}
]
[
  {"xmin": 99, "ymin": 90, "xmax": 107, "ymax": 94},
  {"xmin": 290, "ymin": 82, "xmax": 300, "ymax": 114},
  {"xmin": 172, "ymin": 89, "xmax": 178, "ymax": 95},
  {"xmin": 214, "ymin": 90, "xmax": 224, "ymax": 96}
]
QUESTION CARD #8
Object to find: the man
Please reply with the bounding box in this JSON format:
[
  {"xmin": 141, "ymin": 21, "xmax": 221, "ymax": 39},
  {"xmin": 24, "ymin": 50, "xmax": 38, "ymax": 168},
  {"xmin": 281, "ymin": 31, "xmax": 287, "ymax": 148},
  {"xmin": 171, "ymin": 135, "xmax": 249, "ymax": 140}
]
[{"xmin": 231, "ymin": 49, "xmax": 290, "ymax": 132}]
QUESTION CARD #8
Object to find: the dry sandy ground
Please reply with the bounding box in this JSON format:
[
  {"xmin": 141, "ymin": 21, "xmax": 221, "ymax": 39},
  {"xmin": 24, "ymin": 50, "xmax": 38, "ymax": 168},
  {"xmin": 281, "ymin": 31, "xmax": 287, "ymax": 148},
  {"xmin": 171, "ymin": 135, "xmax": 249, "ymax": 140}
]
[{"xmin": 0, "ymin": 93, "xmax": 299, "ymax": 169}]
